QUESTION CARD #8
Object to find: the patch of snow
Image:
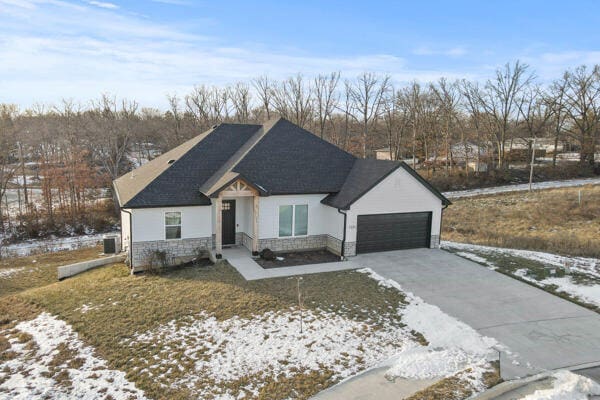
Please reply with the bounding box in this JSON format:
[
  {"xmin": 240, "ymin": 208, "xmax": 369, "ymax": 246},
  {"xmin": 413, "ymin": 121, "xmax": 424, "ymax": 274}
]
[
  {"xmin": 521, "ymin": 370, "xmax": 600, "ymax": 400},
  {"xmin": 444, "ymin": 177, "xmax": 600, "ymax": 199},
  {"xmin": 542, "ymin": 277, "xmax": 600, "ymax": 308},
  {"xmin": 443, "ymin": 242, "xmax": 600, "ymax": 307},
  {"xmin": 358, "ymin": 268, "xmax": 503, "ymax": 392},
  {"xmin": 125, "ymin": 308, "xmax": 411, "ymax": 398},
  {"xmin": 0, "ymin": 267, "xmax": 25, "ymax": 278},
  {"xmin": 455, "ymin": 251, "xmax": 489, "ymax": 265},
  {"xmin": 0, "ymin": 312, "xmax": 146, "ymax": 399},
  {"xmin": 442, "ymin": 241, "xmax": 600, "ymax": 279},
  {"xmin": 1, "ymin": 232, "xmax": 117, "ymax": 258}
]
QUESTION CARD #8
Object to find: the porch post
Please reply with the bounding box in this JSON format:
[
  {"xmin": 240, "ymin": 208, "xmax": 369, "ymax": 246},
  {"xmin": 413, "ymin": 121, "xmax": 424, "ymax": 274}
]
[
  {"xmin": 215, "ymin": 195, "xmax": 222, "ymax": 256},
  {"xmin": 252, "ymin": 195, "xmax": 259, "ymax": 255}
]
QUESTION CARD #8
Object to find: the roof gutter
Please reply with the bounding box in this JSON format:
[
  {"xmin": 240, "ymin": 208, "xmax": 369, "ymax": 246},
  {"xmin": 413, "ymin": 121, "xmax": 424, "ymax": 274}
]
[{"xmin": 337, "ymin": 208, "xmax": 347, "ymax": 260}]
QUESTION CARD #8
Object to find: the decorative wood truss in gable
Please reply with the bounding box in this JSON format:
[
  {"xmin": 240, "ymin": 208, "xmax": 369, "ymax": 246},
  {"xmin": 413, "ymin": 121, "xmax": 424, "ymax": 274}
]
[{"xmin": 219, "ymin": 179, "xmax": 257, "ymax": 198}]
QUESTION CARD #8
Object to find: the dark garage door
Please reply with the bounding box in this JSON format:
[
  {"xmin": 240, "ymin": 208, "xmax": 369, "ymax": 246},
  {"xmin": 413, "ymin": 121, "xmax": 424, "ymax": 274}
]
[{"xmin": 356, "ymin": 212, "xmax": 432, "ymax": 254}]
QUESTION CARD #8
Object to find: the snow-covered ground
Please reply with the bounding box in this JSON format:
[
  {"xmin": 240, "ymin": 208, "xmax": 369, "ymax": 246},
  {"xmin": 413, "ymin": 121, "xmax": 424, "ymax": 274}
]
[
  {"xmin": 444, "ymin": 176, "xmax": 600, "ymax": 199},
  {"xmin": 0, "ymin": 312, "xmax": 146, "ymax": 400},
  {"xmin": 521, "ymin": 370, "xmax": 600, "ymax": 400},
  {"xmin": 443, "ymin": 241, "xmax": 600, "ymax": 308},
  {"xmin": 0, "ymin": 267, "xmax": 25, "ymax": 279},
  {"xmin": 1, "ymin": 232, "xmax": 118, "ymax": 258},
  {"xmin": 116, "ymin": 268, "xmax": 504, "ymax": 399},
  {"xmin": 359, "ymin": 268, "xmax": 502, "ymax": 393}
]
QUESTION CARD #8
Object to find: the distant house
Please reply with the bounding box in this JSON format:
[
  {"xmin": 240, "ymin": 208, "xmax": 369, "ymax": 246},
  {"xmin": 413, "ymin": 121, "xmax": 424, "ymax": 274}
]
[
  {"xmin": 375, "ymin": 147, "xmax": 393, "ymax": 160},
  {"xmin": 374, "ymin": 147, "xmax": 419, "ymax": 167},
  {"xmin": 505, "ymin": 137, "xmax": 571, "ymax": 153},
  {"xmin": 113, "ymin": 119, "xmax": 450, "ymax": 271}
]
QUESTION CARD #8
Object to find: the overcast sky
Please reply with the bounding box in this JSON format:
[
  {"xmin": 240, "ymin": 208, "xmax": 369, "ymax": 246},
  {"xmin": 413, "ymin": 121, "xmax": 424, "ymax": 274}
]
[{"xmin": 1, "ymin": 0, "xmax": 600, "ymax": 109}]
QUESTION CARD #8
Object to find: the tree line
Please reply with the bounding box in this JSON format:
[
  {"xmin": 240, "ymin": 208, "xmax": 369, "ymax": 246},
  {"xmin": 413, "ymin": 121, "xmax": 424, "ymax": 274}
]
[{"xmin": 1, "ymin": 61, "xmax": 600, "ymax": 241}]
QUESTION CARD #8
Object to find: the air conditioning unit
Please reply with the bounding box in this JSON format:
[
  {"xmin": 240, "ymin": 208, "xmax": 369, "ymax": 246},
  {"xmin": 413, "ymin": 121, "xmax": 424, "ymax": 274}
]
[{"xmin": 103, "ymin": 234, "xmax": 121, "ymax": 254}]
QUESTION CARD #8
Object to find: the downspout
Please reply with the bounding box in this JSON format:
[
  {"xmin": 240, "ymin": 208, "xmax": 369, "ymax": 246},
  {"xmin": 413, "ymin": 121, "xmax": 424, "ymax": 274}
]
[
  {"xmin": 120, "ymin": 208, "xmax": 133, "ymax": 270},
  {"xmin": 337, "ymin": 208, "xmax": 347, "ymax": 260},
  {"xmin": 439, "ymin": 202, "xmax": 449, "ymax": 245}
]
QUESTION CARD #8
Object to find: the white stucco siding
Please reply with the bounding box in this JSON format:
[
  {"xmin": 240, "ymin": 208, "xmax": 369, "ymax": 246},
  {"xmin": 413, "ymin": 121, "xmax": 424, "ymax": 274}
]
[
  {"xmin": 345, "ymin": 167, "xmax": 443, "ymax": 242},
  {"xmin": 234, "ymin": 197, "xmax": 253, "ymax": 234},
  {"xmin": 258, "ymin": 194, "xmax": 344, "ymax": 240},
  {"xmin": 131, "ymin": 206, "xmax": 212, "ymax": 242}
]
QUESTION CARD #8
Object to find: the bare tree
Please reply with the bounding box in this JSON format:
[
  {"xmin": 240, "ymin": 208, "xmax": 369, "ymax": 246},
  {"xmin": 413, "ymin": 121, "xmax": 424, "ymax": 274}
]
[
  {"xmin": 518, "ymin": 85, "xmax": 556, "ymax": 189},
  {"xmin": 166, "ymin": 94, "xmax": 184, "ymax": 146},
  {"xmin": 0, "ymin": 105, "xmax": 19, "ymax": 232},
  {"xmin": 559, "ymin": 65, "xmax": 600, "ymax": 165},
  {"xmin": 313, "ymin": 72, "xmax": 340, "ymax": 139},
  {"xmin": 229, "ymin": 83, "xmax": 253, "ymax": 123},
  {"xmin": 252, "ymin": 76, "xmax": 273, "ymax": 121},
  {"xmin": 271, "ymin": 74, "xmax": 313, "ymax": 128},
  {"xmin": 345, "ymin": 72, "xmax": 391, "ymax": 158},
  {"xmin": 90, "ymin": 94, "xmax": 138, "ymax": 180},
  {"xmin": 477, "ymin": 61, "xmax": 534, "ymax": 168}
]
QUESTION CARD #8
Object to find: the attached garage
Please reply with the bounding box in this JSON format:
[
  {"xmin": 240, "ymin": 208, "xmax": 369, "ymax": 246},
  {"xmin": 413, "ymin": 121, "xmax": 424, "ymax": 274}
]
[
  {"xmin": 321, "ymin": 159, "xmax": 451, "ymax": 257},
  {"xmin": 356, "ymin": 211, "xmax": 432, "ymax": 254}
]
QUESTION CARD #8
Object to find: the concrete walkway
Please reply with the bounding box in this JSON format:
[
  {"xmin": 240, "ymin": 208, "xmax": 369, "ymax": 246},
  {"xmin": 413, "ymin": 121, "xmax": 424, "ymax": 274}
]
[
  {"xmin": 357, "ymin": 249, "xmax": 600, "ymax": 380},
  {"xmin": 312, "ymin": 366, "xmax": 437, "ymax": 400},
  {"xmin": 221, "ymin": 247, "xmax": 360, "ymax": 280}
]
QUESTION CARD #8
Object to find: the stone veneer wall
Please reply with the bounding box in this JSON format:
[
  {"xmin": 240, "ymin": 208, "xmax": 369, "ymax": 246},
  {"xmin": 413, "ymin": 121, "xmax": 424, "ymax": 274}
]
[
  {"xmin": 131, "ymin": 237, "xmax": 212, "ymax": 270},
  {"xmin": 258, "ymin": 234, "xmax": 327, "ymax": 252},
  {"xmin": 343, "ymin": 241, "xmax": 357, "ymax": 257},
  {"xmin": 430, "ymin": 235, "xmax": 440, "ymax": 248},
  {"xmin": 241, "ymin": 232, "xmax": 253, "ymax": 252},
  {"xmin": 257, "ymin": 234, "xmax": 344, "ymax": 254},
  {"xmin": 326, "ymin": 235, "xmax": 342, "ymax": 256}
]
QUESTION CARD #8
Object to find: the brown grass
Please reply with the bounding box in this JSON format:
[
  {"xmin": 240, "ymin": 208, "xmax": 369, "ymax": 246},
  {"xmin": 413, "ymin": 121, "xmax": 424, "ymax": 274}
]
[
  {"xmin": 407, "ymin": 362, "xmax": 501, "ymax": 400},
  {"xmin": 0, "ymin": 246, "xmax": 104, "ymax": 298},
  {"xmin": 4, "ymin": 259, "xmax": 407, "ymax": 400},
  {"xmin": 443, "ymin": 185, "xmax": 600, "ymax": 257}
]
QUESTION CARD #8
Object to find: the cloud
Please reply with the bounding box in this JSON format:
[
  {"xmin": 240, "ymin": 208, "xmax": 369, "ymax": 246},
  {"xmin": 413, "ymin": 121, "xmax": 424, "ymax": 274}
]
[
  {"xmin": 413, "ymin": 46, "xmax": 467, "ymax": 57},
  {"xmin": 150, "ymin": 0, "xmax": 191, "ymax": 5},
  {"xmin": 0, "ymin": 0, "xmax": 491, "ymax": 109},
  {"xmin": 87, "ymin": 0, "xmax": 118, "ymax": 9}
]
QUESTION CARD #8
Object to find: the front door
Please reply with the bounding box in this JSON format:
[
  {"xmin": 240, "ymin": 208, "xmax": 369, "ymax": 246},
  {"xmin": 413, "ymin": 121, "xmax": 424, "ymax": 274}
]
[{"xmin": 221, "ymin": 200, "xmax": 236, "ymax": 246}]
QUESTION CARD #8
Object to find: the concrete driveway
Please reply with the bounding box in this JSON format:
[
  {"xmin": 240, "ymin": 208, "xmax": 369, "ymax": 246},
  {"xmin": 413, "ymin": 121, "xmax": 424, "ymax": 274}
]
[{"xmin": 356, "ymin": 249, "xmax": 600, "ymax": 379}]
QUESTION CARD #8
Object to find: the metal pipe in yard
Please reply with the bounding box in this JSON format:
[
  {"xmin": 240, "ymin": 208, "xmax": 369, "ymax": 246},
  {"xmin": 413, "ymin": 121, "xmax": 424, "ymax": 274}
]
[{"xmin": 528, "ymin": 137, "xmax": 536, "ymax": 192}]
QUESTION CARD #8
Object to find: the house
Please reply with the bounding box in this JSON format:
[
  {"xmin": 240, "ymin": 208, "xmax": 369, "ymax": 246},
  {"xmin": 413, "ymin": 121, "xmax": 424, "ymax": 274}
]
[
  {"xmin": 374, "ymin": 147, "xmax": 419, "ymax": 167},
  {"xmin": 113, "ymin": 118, "xmax": 450, "ymax": 271}
]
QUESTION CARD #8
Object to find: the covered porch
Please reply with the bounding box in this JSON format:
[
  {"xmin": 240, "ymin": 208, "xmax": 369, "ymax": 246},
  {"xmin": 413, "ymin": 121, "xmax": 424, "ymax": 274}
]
[{"xmin": 212, "ymin": 176, "xmax": 261, "ymax": 257}]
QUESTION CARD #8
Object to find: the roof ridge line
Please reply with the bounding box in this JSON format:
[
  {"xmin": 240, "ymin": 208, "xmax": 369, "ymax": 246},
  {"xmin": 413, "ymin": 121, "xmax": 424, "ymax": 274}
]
[{"xmin": 199, "ymin": 117, "xmax": 282, "ymax": 195}]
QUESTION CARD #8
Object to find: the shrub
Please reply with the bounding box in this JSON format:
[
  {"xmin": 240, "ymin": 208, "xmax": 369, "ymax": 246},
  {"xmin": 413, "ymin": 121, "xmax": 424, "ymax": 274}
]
[
  {"xmin": 260, "ymin": 248, "xmax": 276, "ymax": 261},
  {"xmin": 145, "ymin": 249, "xmax": 169, "ymax": 275}
]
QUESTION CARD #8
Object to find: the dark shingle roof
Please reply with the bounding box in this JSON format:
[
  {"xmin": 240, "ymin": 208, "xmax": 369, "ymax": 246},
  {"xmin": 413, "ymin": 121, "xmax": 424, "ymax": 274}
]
[
  {"xmin": 321, "ymin": 159, "xmax": 401, "ymax": 209},
  {"xmin": 113, "ymin": 117, "xmax": 449, "ymax": 209},
  {"xmin": 115, "ymin": 123, "xmax": 261, "ymax": 207},
  {"xmin": 233, "ymin": 119, "xmax": 356, "ymax": 194}
]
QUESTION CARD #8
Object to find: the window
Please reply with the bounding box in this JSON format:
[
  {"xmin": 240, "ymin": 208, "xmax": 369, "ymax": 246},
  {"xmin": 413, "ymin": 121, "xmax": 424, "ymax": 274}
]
[
  {"xmin": 279, "ymin": 205, "xmax": 308, "ymax": 237},
  {"xmin": 165, "ymin": 211, "xmax": 181, "ymax": 239}
]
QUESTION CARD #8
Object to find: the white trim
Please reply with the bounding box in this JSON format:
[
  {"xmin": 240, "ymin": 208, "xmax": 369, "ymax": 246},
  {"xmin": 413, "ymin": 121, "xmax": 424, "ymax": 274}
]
[
  {"xmin": 164, "ymin": 210, "xmax": 182, "ymax": 240},
  {"xmin": 277, "ymin": 204, "xmax": 308, "ymax": 238}
]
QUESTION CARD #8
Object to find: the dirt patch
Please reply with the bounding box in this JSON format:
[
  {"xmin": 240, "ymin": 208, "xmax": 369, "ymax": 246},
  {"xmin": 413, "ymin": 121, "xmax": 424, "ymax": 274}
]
[{"xmin": 256, "ymin": 250, "xmax": 340, "ymax": 268}]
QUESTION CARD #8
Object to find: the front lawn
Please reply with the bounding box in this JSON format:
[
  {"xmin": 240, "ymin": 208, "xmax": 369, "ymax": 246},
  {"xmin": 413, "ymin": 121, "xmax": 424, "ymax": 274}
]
[
  {"xmin": 2, "ymin": 261, "xmax": 412, "ymax": 399},
  {"xmin": 0, "ymin": 246, "xmax": 104, "ymax": 298},
  {"xmin": 0, "ymin": 254, "xmax": 504, "ymax": 399}
]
